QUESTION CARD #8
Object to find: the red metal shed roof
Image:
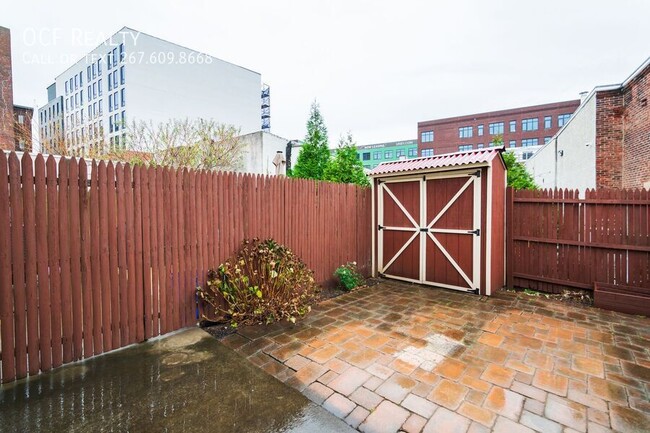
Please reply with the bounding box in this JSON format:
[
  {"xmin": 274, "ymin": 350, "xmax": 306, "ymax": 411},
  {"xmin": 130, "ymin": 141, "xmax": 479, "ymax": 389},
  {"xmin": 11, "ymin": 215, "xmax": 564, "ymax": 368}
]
[{"xmin": 370, "ymin": 147, "xmax": 504, "ymax": 176}]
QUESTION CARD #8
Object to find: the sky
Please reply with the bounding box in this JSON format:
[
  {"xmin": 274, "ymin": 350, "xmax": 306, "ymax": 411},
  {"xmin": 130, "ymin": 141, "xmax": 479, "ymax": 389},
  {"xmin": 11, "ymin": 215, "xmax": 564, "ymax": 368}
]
[{"xmin": 5, "ymin": 0, "xmax": 650, "ymax": 146}]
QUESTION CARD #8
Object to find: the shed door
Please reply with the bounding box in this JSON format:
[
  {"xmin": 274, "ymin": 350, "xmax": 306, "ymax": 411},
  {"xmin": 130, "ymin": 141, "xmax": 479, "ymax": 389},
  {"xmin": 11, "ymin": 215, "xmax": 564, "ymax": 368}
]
[{"xmin": 378, "ymin": 170, "xmax": 481, "ymax": 292}]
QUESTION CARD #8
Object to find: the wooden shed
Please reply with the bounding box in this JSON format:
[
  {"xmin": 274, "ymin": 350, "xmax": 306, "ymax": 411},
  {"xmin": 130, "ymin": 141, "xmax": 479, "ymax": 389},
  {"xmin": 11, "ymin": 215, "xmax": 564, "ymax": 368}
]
[{"xmin": 370, "ymin": 147, "xmax": 507, "ymax": 296}]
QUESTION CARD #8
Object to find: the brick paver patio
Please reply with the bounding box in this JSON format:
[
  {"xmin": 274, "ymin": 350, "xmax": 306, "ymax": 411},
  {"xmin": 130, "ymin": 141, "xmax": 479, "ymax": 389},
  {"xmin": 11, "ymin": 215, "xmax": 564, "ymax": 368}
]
[{"xmin": 221, "ymin": 280, "xmax": 650, "ymax": 433}]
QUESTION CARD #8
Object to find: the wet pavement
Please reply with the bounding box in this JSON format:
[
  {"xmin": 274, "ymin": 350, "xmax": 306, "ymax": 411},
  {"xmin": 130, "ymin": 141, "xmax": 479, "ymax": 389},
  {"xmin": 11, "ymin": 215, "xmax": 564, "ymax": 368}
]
[
  {"xmin": 0, "ymin": 328, "xmax": 355, "ymax": 433},
  {"xmin": 223, "ymin": 280, "xmax": 650, "ymax": 433}
]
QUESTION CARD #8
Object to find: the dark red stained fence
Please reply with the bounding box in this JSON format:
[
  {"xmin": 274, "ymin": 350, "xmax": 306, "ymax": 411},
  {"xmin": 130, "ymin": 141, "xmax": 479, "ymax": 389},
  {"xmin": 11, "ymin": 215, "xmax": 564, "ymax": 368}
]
[
  {"xmin": 506, "ymin": 188, "xmax": 650, "ymax": 309},
  {"xmin": 0, "ymin": 152, "xmax": 372, "ymax": 383}
]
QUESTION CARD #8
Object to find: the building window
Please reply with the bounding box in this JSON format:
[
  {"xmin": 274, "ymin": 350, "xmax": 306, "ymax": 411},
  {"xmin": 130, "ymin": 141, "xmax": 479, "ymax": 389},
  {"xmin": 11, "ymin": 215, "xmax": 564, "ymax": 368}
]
[
  {"xmin": 112, "ymin": 48, "xmax": 118, "ymax": 67},
  {"xmin": 396, "ymin": 149, "xmax": 405, "ymax": 158},
  {"xmin": 558, "ymin": 113, "xmax": 571, "ymax": 127},
  {"xmin": 112, "ymin": 70, "xmax": 118, "ymax": 88},
  {"xmin": 408, "ymin": 148, "xmax": 418, "ymax": 157},
  {"xmin": 92, "ymin": 82, "xmax": 97, "ymax": 99},
  {"xmin": 119, "ymin": 43, "xmax": 125, "ymax": 62},
  {"xmin": 121, "ymin": 88, "xmax": 125, "ymax": 107},
  {"xmin": 384, "ymin": 150, "xmax": 393, "ymax": 159},
  {"xmin": 92, "ymin": 63, "xmax": 96, "ymax": 79},
  {"xmin": 522, "ymin": 151, "xmax": 533, "ymax": 160},
  {"xmin": 373, "ymin": 151, "xmax": 381, "ymax": 160},
  {"xmin": 509, "ymin": 140, "xmax": 516, "ymax": 148},
  {"xmin": 87, "ymin": 66, "xmax": 91, "ymax": 81},
  {"xmin": 80, "ymin": 90, "xmax": 84, "ymax": 105},
  {"xmin": 98, "ymin": 100, "xmax": 103, "ymax": 115},
  {"xmin": 107, "ymin": 51, "xmax": 112, "ymax": 70},
  {"xmin": 521, "ymin": 138, "xmax": 539, "ymax": 147},
  {"xmin": 421, "ymin": 130, "xmax": 434, "ymax": 143},
  {"xmin": 458, "ymin": 126, "xmax": 473, "ymax": 138},
  {"xmin": 509, "ymin": 120, "xmax": 516, "ymax": 133},
  {"xmin": 87, "ymin": 85, "xmax": 91, "ymax": 102},
  {"xmin": 97, "ymin": 59, "xmax": 102, "ymax": 76},
  {"xmin": 522, "ymin": 118, "xmax": 539, "ymax": 131},
  {"xmin": 477, "ymin": 124, "xmax": 483, "ymax": 136},
  {"xmin": 458, "ymin": 144, "xmax": 473, "ymax": 152},
  {"xmin": 421, "ymin": 148, "xmax": 434, "ymax": 157},
  {"xmin": 477, "ymin": 143, "xmax": 484, "ymax": 149},
  {"xmin": 109, "ymin": 116, "xmax": 113, "ymax": 133},
  {"xmin": 488, "ymin": 122, "xmax": 504, "ymax": 135},
  {"xmin": 362, "ymin": 152, "xmax": 370, "ymax": 161},
  {"xmin": 544, "ymin": 116, "xmax": 552, "ymax": 129},
  {"xmin": 544, "ymin": 137, "xmax": 552, "ymax": 144},
  {"xmin": 120, "ymin": 66, "xmax": 125, "ymax": 85},
  {"xmin": 98, "ymin": 79, "xmax": 103, "ymax": 96},
  {"xmin": 65, "ymin": 81, "xmax": 69, "ymax": 94}
]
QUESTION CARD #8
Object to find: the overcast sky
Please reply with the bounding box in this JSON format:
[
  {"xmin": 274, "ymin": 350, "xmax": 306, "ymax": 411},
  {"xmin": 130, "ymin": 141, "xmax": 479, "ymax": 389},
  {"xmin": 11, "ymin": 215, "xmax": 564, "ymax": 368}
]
[{"xmin": 5, "ymin": 0, "xmax": 650, "ymax": 146}]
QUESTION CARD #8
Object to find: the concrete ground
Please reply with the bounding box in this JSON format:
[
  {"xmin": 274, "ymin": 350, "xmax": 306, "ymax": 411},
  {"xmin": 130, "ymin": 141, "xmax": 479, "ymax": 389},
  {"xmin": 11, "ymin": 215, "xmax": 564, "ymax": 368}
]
[
  {"xmin": 222, "ymin": 280, "xmax": 650, "ymax": 433},
  {"xmin": 0, "ymin": 328, "xmax": 355, "ymax": 433}
]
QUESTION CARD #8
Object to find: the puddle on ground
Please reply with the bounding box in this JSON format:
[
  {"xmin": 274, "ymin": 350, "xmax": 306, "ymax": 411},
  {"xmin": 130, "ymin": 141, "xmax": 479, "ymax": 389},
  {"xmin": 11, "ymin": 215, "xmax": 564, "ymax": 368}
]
[{"xmin": 0, "ymin": 328, "xmax": 353, "ymax": 433}]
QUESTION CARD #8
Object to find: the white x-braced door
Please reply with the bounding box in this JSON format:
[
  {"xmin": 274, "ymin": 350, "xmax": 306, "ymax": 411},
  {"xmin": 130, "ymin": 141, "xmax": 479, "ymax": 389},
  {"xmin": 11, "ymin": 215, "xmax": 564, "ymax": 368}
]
[{"xmin": 377, "ymin": 169, "xmax": 482, "ymax": 292}]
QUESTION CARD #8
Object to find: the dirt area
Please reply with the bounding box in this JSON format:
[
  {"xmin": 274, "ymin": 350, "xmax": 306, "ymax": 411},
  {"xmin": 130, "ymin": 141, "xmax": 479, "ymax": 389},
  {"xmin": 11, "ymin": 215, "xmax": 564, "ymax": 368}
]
[{"xmin": 503, "ymin": 286, "xmax": 594, "ymax": 306}]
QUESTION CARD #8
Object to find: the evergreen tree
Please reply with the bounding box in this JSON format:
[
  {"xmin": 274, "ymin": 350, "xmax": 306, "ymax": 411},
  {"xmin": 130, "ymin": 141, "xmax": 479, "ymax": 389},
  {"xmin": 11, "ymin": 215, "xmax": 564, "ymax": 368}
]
[
  {"xmin": 291, "ymin": 101, "xmax": 331, "ymax": 180},
  {"xmin": 323, "ymin": 132, "xmax": 370, "ymax": 187},
  {"xmin": 502, "ymin": 151, "xmax": 537, "ymax": 190}
]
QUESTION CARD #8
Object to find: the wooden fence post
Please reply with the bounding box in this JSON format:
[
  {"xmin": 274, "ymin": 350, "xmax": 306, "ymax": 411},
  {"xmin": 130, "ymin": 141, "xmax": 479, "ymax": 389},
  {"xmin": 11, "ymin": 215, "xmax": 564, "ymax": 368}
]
[{"xmin": 506, "ymin": 187, "xmax": 514, "ymax": 289}]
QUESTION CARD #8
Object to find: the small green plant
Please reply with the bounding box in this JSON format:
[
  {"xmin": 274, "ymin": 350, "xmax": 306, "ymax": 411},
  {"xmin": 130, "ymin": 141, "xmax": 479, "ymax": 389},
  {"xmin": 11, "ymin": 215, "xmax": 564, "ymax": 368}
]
[
  {"xmin": 334, "ymin": 262, "xmax": 364, "ymax": 291},
  {"xmin": 197, "ymin": 238, "xmax": 319, "ymax": 327}
]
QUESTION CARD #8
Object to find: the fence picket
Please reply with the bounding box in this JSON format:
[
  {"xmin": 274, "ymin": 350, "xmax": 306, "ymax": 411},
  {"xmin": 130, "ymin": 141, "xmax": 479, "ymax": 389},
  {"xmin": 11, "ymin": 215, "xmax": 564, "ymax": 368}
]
[
  {"xmin": 67, "ymin": 158, "xmax": 83, "ymax": 360},
  {"xmin": 35, "ymin": 155, "xmax": 52, "ymax": 371},
  {"xmin": 21, "ymin": 155, "xmax": 39, "ymax": 374},
  {"xmin": 0, "ymin": 152, "xmax": 16, "ymax": 382}
]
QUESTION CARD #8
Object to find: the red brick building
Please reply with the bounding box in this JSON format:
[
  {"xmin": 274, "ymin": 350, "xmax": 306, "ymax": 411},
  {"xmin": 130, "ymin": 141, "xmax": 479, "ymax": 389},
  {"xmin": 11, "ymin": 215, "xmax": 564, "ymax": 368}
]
[
  {"xmin": 13, "ymin": 105, "xmax": 33, "ymax": 151},
  {"xmin": 595, "ymin": 59, "xmax": 650, "ymax": 189},
  {"xmin": 417, "ymin": 100, "xmax": 580, "ymax": 159},
  {"xmin": 526, "ymin": 57, "xmax": 649, "ymax": 191},
  {"xmin": 0, "ymin": 26, "xmax": 15, "ymax": 150}
]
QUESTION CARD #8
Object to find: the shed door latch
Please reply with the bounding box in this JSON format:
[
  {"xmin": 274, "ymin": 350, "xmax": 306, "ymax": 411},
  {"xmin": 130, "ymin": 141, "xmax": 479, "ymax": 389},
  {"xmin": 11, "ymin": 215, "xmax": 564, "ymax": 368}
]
[{"xmin": 468, "ymin": 229, "xmax": 480, "ymax": 236}]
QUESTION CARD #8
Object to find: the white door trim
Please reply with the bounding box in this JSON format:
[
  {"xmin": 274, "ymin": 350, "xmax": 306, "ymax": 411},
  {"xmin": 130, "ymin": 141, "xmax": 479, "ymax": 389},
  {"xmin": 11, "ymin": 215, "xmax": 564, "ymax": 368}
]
[
  {"xmin": 426, "ymin": 231, "xmax": 474, "ymax": 289},
  {"xmin": 381, "ymin": 183, "xmax": 419, "ymax": 229},
  {"xmin": 427, "ymin": 176, "xmax": 475, "ymax": 229}
]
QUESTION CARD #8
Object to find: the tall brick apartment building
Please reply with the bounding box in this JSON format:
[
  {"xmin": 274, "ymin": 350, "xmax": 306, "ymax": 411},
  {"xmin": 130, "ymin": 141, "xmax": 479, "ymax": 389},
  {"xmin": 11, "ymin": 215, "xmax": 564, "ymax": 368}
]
[
  {"xmin": 527, "ymin": 57, "xmax": 650, "ymax": 190},
  {"xmin": 0, "ymin": 26, "xmax": 14, "ymax": 150},
  {"xmin": 417, "ymin": 100, "xmax": 580, "ymax": 161},
  {"xmin": 0, "ymin": 26, "xmax": 33, "ymax": 151}
]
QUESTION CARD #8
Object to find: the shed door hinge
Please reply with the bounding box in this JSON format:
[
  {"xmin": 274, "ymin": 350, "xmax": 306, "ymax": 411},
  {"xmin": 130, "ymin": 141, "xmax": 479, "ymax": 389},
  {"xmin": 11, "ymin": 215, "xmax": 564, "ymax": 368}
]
[
  {"xmin": 468, "ymin": 229, "xmax": 480, "ymax": 236},
  {"xmin": 472, "ymin": 170, "xmax": 481, "ymax": 178}
]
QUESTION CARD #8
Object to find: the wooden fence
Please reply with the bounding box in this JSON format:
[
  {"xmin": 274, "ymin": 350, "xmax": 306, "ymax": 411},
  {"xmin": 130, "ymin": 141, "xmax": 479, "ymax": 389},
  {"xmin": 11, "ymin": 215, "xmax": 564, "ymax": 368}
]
[
  {"xmin": 506, "ymin": 187, "xmax": 650, "ymax": 295},
  {"xmin": 0, "ymin": 152, "xmax": 372, "ymax": 383}
]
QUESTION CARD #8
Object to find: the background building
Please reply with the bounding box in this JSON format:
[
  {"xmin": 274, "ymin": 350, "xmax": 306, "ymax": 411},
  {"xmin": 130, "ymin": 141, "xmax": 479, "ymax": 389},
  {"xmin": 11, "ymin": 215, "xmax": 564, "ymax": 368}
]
[
  {"xmin": 0, "ymin": 26, "xmax": 14, "ymax": 150},
  {"xmin": 526, "ymin": 57, "xmax": 650, "ymax": 191},
  {"xmin": 39, "ymin": 27, "xmax": 267, "ymax": 155},
  {"xmin": 238, "ymin": 131, "xmax": 289, "ymax": 175},
  {"xmin": 1, "ymin": 26, "xmax": 34, "ymax": 152},
  {"xmin": 13, "ymin": 104, "xmax": 33, "ymax": 151},
  {"xmin": 354, "ymin": 139, "xmax": 418, "ymax": 170},
  {"xmin": 417, "ymin": 100, "xmax": 580, "ymax": 161}
]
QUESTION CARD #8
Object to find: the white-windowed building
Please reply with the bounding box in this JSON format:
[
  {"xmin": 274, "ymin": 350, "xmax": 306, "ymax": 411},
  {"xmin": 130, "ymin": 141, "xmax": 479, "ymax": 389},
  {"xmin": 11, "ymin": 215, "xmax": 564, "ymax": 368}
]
[{"xmin": 39, "ymin": 27, "xmax": 267, "ymax": 154}]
